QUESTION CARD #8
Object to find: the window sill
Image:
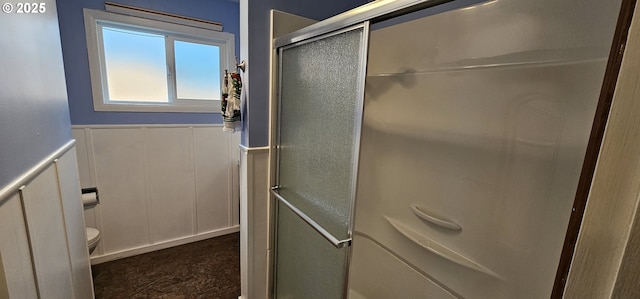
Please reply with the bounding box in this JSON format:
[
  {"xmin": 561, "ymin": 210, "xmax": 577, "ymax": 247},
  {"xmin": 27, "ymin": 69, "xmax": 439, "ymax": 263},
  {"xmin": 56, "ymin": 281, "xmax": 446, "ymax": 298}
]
[{"xmin": 93, "ymin": 102, "xmax": 221, "ymax": 113}]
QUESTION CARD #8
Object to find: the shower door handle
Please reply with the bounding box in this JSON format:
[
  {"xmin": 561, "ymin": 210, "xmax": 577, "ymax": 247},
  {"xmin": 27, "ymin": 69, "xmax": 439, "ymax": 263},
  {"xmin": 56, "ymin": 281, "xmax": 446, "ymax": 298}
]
[{"xmin": 271, "ymin": 187, "xmax": 352, "ymax": 249}]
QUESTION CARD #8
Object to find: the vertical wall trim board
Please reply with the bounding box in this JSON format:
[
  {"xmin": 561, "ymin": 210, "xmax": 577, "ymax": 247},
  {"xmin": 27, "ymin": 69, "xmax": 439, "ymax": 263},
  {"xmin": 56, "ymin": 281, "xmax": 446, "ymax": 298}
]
[
  {"xmin": 17, "ymin": 187, "xmax": 41, "ymax": 299},
  {"xmin": 245, "ymin": 149, "xmax": 255, "ymax": 298},
  {"xmin": 250, "ymin": 150, "xmax": 257, "ymax": 295},
  {"xmin": 86, "ymin": 128, "xmax": 106, "ymax": 255},
  {"xmin": 0, "ymin": 255, "xmax": 9, "ymax": 299},
  {"xmin": 248, "ymin": 151, "xmax": 257, "ymax": 297},
  {"xmin": 553, "ymin": 0, "xmax": 638, "ymax": 296},
  {"xmin": 85, "ymin": 128, "xmax": 98, "ymax": 187},
  {"xmin": 239, "ymin": 145, "xmax": 269, "ymax": 299},
  {"xmin": 231, "ymin": 133, "xmax": 241, "ymax": 226},
  {"xmin": 56, "ymin": 149, "xmax": 95, "ymax": 298},
  {"xmin": 240, "ymin": 149, "xmax": 249, "ymax": 299},
  {"xmin": 227, "ymin": 134, "xmax": 232, "ymax": 227},
  {"xmin": 51, "ymin": 159, "xmax": 77, "ymax": 299},
  {"xmin": 142, "ymin": 127, "xmax": 154, "ymax": 244},
  {"xmin": 189, "ymin": 127, "xmax": 198, "ymax": 235}
]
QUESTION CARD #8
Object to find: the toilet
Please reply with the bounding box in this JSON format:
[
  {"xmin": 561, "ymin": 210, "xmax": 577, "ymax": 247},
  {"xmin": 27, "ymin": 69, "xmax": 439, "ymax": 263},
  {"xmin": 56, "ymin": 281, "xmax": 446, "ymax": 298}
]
[
  {"xmin": 81, "ymin": 187, "xmax": 101, "ymax": 255},
  {"xmin": 86, "ymin": 227, "xmax": 101, "ymax": 254}
]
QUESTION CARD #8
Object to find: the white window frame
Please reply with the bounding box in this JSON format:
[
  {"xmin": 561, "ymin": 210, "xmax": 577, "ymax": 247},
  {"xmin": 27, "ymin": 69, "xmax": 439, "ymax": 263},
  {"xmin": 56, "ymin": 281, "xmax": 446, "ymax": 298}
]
[{"xmin": 83, "ymin": 8, "xmax": 235, "ymax": 113}]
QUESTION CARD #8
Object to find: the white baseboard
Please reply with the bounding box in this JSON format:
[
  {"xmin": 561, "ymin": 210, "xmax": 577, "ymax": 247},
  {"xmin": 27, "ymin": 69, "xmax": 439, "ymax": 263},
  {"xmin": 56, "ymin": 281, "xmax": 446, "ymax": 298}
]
[{"xmin": 90, "ymin": 226, "xmax": 240, "ymax": 265}]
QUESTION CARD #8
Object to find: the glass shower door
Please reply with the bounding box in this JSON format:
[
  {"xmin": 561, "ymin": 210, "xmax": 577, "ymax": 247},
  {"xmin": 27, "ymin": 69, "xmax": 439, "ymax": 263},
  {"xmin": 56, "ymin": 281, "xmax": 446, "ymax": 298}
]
[{"xmin": 271, "ymin": 23, "xmax": 369, "ymax": 298}]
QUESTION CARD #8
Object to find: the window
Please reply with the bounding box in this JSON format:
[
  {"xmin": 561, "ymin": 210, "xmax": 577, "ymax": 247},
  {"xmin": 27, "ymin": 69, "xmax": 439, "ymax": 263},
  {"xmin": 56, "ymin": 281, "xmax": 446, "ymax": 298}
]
[{"xmin": 84, "ymin": 9, "xmax": 234, "ymax": 112}]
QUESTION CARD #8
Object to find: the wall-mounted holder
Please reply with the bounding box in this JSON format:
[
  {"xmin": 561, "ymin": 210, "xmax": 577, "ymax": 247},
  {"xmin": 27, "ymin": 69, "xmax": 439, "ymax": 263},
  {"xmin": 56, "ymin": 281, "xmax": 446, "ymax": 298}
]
[
  {"xmin": 236, "ymin": 57, "xmax": 246, "ymax": 72},
  {"xmin": 81, "ymin": 187, "xmax": 99, "ymax": 207}
]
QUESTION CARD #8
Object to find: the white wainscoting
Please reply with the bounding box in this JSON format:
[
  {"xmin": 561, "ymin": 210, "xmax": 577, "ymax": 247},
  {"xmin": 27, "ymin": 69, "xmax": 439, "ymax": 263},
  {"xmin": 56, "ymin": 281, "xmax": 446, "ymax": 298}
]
[
  {"xmin": 0, "ymin": 141, "xmax": 94, "ymax": 298},
  {"xmin": 72, "ymin": 125, "xmax": 241, "ymax": 264},
  {"xmin": 239, "ymin": 145, "xmax": 270, "ymax": 299},
  {"xmin": 0, "ymin": 195, "xmax": 38, "ymax": 298}
]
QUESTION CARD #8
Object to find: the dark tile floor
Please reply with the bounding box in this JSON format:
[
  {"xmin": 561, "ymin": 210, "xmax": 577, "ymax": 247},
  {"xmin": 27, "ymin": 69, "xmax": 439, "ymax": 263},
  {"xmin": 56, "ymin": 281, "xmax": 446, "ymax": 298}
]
[{"xmin": 91, "ymin": 232, "xmax": 240, "ymax": 299}]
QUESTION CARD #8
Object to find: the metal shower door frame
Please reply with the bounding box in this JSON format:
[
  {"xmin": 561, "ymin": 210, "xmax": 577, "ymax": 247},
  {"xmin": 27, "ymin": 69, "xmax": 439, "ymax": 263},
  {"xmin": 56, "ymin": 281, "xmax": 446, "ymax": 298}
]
[{"xmin": 270, "ymin": 21, "xmax": 369, "ymax": 299}]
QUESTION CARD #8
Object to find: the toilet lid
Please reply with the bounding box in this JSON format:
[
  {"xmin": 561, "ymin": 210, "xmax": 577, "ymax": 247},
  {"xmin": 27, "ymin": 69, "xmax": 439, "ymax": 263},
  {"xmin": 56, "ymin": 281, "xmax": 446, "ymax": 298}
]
[{"xmin": 86, "ymin": 227, "xmax": 100, "ymax": 243}]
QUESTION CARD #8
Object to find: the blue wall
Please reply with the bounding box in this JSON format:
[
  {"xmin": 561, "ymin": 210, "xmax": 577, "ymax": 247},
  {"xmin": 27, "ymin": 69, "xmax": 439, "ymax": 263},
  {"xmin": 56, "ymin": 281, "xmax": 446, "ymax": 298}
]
[
  {"xmin": 56, "ymin": 0, "xmax": 239, "ymax": 125},
  {"xmin": 241, "ymin": 0, "xmax": 371, "ymax": 147},
  {"xmin": 0, "ymin": 0, "xmax": 72, "ymax": 187}
]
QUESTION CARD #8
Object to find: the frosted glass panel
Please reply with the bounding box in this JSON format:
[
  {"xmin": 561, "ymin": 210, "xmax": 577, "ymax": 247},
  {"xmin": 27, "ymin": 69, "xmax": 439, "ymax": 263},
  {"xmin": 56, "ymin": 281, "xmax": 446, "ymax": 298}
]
[
  {"xmin": 101, "ymin": 26, "xmax": 168, "ymax": 102},
  {"xmin": 276, "ymin": 202, "xmax": 348, "ymax": 299},
  {"xmin": 275, "ymin": 25, "xmax": 367, "ymax": 299},
  {"xmin": 278, "ymin": 28, "xmax": 364, "ymax": 240}
]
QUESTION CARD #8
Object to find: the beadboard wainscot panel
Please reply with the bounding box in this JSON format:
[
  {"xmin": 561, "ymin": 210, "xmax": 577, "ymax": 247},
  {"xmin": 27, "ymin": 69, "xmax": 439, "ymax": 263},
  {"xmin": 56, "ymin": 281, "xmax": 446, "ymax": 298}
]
[
  {"xmin": 194, "ymin": 127, "xmax": 232, "ymax": 232},
  {"xmin": 91, "ymin": 128, "xmax": 150, "ymax": 255},
  {"xmin": 0, "ymin": 194, "xmax": 37, "ymax": 298},
  {"xmin": 72, "ymin": 125, "xmax": 240, "ymax": 264},
  {"xmin": 146, "ymin": 127, "xmax": 195, "ymax": 242},
  {"xmin": 55, "ymin": 149, "xmax": 94, "ymax": 298},
  {"xmin": 0, "ymin": 256, "xmax": 8, "ymax": 298},
  {"xmin": 71, "ymin": 129, "xmax": 93, "ymax": 188},
  {"xmin": 20, "ymin": 165, "xmax": 74, "ymax": 298},
  {"xmin": 230, "ymin": 131, "xmax": 242, "ymax": 227},
  {"xmin": 240, "ymin": 145, "xmax": 270, "ymax": 299},
  {"xmin": 0, "ymin": 142, "xmax": 94, "ymax": 298},
  {"xmin": 72, "ymin": 129, "xmax": 104, "ymax": 256}
]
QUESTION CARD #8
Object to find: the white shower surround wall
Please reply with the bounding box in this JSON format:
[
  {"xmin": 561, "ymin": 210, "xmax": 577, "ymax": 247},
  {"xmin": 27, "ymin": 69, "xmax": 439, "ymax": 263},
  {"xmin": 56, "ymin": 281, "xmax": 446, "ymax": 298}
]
[
  {"xmin": 266, "ymin": 0, "xmax": 624, "ymax": 297},
  {"xmin": 72, "ymin": 124, "xmax": 241, "ymax": 264},
  {"xmin": 349, "ymin": 0, "xmax": 621, "ymax": 297}
]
